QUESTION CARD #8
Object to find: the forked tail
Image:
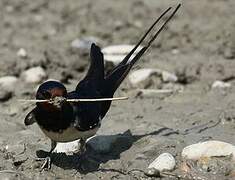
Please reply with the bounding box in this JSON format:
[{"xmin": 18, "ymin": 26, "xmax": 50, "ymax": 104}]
[{"xmin": 100, "ymin": 4, "xmax": 181, "ymax": 117}]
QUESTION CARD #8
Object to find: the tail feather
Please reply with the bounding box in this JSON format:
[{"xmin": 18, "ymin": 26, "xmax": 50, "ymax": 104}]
[
  {"xmin": 104, "ymin": 4, "xmax": 181, "ymax": 95},
  {"xmin": 77, "ymin": 43, "xmax": 104, "ymax": 90},
  {"xmin": 100, "ymin": 4, "xmax": 181, "ymax": 117}
]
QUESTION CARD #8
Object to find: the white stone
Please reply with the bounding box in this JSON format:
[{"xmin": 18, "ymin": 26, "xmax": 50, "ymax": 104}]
[
  {"xmin": 21, "ymin": 66, "xmax": 47, "ymax": 84},
  {"xmin": 137, "ymin": 89, "xmax": 174, "ymax": 96},
  {"xmin": 102, "ymin": 44, "xmax": 143, "ymax": 55},
  {"xmin": 212, "ymin": 80, "xmax": 231, "ymax": 89},
  {"xmin": 0, "ymin": 76, "xmax": 18, "ymax": 91},
  {"xmin": 148, "ymin": 153, "xmax": 176, "ymax": 172},
  {"xmin": 182, "ymin": 141, "xmax": 235, "ymax": 161},
  {"xmin": 162, "ymin": 71, "xmax": 178, "ymax": 82},
  {"xmin": 102, "ymin": 44, "xmax": 143, "ymax": 66},
  {"xmin": 17, "ymin": 48, "xmax": 27, "ymax": 58},
  {"xmin": 129, "ymin": 68, "xmax": 161, "ymax": 86},
  {"xmin": 55, "ymin": 140, "xmax": 79, "ymax": 153},
  {"xmin": 103, "ymin": 54, "xmax": 126, "ymax": 65}
]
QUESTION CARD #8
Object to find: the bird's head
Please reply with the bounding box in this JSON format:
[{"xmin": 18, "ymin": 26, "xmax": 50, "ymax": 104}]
[{"xmin": 36, "ymin": 80, "xmax": 67, "ymax": 111}]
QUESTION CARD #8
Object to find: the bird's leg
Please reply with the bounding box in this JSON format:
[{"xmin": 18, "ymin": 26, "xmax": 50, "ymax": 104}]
[
  {"xmin": 36, "ymin": 140, "xmax": 57, "ymax": 170},
  {"xmin": 79, "ymin": 138, "xmax": 87, "ymax": 154}
]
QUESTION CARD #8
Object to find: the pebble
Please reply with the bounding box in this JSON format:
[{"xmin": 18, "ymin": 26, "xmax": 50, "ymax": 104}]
[
  {"xmin": 102, "ymin": 44, "xmax": 143, "ymax": 66},
  {"xmin": 148, "ymin": 153, "xmax": 176, "ymax": 172},
  {"xmin": 162, "ymin": 71, "xmax": 178, "ymax": 83},
  {"xmin": 103, "ymin": 54, "xmax": 126, "ymax": 66},
  {"xmin": 0, "ymin": 90, "xmax": 12, "ymax": 101},
  {"xmin": 5, "ymin": 144, "xmax": 25, "ymax": 155},
  {"xmin": 137, "ymin": 89, "xmax": 174, "ymax": 97},
  {"xmin": 87, "ymin": 135, "xmax": 118, "ymax": 154},
  {"xmin": 129, "ymin": 68, "xmax": 161, "ymax": 86},
  {"xmin": 182, "ymin": 141, "xmax": 235, "ymax": 161},
  {"xmin": 21, "ymin": 66, "xmax": 47, "ymax": 84},
  {"xmin": 102, "ymin": 45, "xmax": 143, "ymax": 55},
  {"xmin": 212, "ymin": 80, "xmax": 231, "ymax": 89},
  {"xmin": 0, "ymin": 76, "xmax": 18, "ymax": 101},
  {"xmin": 145, "ymin": 168, "xmax": 161, "ymax": 177},
  {"xmin": 17, "ymin": 48, "xmax": 27, "ymax": 58},
  {"xmin": 0, "ymin": 76, "xmax": 18, "ymax": 91},
  {"xmin": 224, "ymin": 48, "xmax": 235, "ymax": 60}
]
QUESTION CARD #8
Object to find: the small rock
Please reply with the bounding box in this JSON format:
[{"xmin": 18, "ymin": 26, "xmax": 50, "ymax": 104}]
[
  {"xmin": 0, "ymin": 76, "xmax": 18, "ymax": 91},
  {"xmin": 0, "ymin": 89, "xmax": 12, "ymax": 101},
  {"xmin": 182, "ymin": 141, "xmax": 235, "ymax": 160},
  {"xmin": 137, "ymin": 89, "xmax": 173, "ymax": 97},
  {"xmin": 55, "ymin": 140, "xmax": 79, "ymax": 153},
  {"xmin": 162, "ymin": 71, "xmax": 178, "ymax": 83},
  {"xmin": 17, "ymin": 48, "xmax": 27, "ymax": 58},
  {"xmin": 71, "ymin": 37, "xmax": 100, "ymax": 52},
  {"xmin": 148, "ymin": 153, "xmax": 176, "ymax": 172},
  {"xmin": 171, "ymin": 48, "xmax": 180, "ymax": 55},
  {"xmin": 103, "ymin": 54, "xmax": 126, "ymax": 66},
  {"xmin": 88, "ymin": 132, "xmax": 133, "ymax": 154},
  {"xmin": 145, "ymin": 168, "xmax": 161, "ymax": 177},
  {"xmin": 102, "ymin": 45, "xmax": 143, "ymax": 55},
  {"xmin": 87, "ymin": 135, "xmax": 118, "ymax": 154},
  {"xmin": 6, "ymin": 5, "xmax": 14, "ymax": 13},
  {"xmin": 102, "ymin": 44, "xmax": 143, "ymax": 66},
  {"xmin": 179, "ymin": 161, "xmax": 192, "ymax": 173},
  {"xmin": 34, "ymin": 14, "xmax": 44, "ymax": 22},
  {"xmin": 5, "ymin": 144, "xmax": 25, "ymax": 155},
  {"xmin": 21, "ymin": 66, "xmax": 47, "ymax": 84},
  {"xmin": 224, "ymin": 48, "xmax": 235, "ymax": 60},
  {"xmin": 129, "ymin": 68, "xmax": 161, "ymax": 86},
  {"xmin": 212, "ymin": 80, "xmax": 231, "ymax": 89}
]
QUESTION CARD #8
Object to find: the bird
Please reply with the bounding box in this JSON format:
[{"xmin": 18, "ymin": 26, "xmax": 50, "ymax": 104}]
[{"xmin": 24, "ymin": 4, "xmax": 181, "ymax": 169}]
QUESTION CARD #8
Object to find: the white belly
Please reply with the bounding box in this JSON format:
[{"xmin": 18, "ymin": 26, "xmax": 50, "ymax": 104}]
[{"xmin": 40, "ymin": 126, "xmax": 99, "ymax": 142}]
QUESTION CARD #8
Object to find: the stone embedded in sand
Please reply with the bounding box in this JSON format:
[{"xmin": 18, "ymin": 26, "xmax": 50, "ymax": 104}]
[
  {"xmin": 212, "ymin": 80, "xmax": 231, "ymax": 89},
  {"xmin": 0, "ymin": 76, "xmax": 17, "ymax": 101},
  {"xmin": 87, "ymin": 135, "xmax": 118, "ymax": 154},
  {"xmin": 17, "ymin": 48, "xmax": 27, "ymax": 58},
  {"xmin": 102, "ymin": 44, "xmax": 143, "ymax": 55},
  {"xmin": 182, "ymin": 141, "xmax": 235, "ymax": 161},
  {"xmin": 102, "ymin": 44, "xmax": 143, "ymax": 66},
  {"xmin": 129, "ymin": 68, "xmax": 161, "ymax": 86},
  {"xmin": 0, "ymin": 89, "xmax": 12, "ymax": 101},
  {"xmin": 21, "ymin": 66, "xmax": 47, "ymax": 84},
  {"xmin": 137, "ymin": 89, "xmax": 174, "ymax": 97},
  {"xmin": 55, "ymin": 140, "xmax": 79, "ymax": 153},
  {"xmin": 162, "ymin": 71, "xmax": 178, "ymax": 83},
  {"xmin": 145, "ymin": 168, "xmax": 161, "ymax": 177},
  {"xmin": 0, "ymin": 76, "xmax": 18, "ymax": 91},
  {"xmin": 148, "ymin": 153, "xmax": 176, "ymax": 172}
]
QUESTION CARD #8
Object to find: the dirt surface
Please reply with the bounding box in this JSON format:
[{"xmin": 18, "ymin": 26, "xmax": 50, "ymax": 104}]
[{"xmin": 0, "ymin": 0, "xmax": 235, "ymax": 179}]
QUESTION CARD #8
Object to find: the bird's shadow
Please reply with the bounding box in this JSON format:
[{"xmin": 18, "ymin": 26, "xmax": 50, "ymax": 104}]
[{"xmin": 36, "ymin": 127, "xmax": 178, "ymax": 174}]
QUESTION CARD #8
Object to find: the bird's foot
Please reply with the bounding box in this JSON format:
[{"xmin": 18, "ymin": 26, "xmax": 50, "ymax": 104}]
[
  {"xmin": 78, "ymin": 138, "xmax": 87, "ymax": 155},
  {"xmin": 35, "ymin": 156, "xmax": 51, "ymax": 170}
]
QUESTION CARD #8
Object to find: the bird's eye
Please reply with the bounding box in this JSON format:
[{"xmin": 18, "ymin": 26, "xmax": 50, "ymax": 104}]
[{"xmin": 42, "ymin": 91, "xmax": 51, "ymax": 99}]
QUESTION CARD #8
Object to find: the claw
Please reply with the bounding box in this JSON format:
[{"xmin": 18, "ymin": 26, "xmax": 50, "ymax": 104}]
[{"xmin": 35, "ymin": 156, "xmax": 51, "ymax": 170}]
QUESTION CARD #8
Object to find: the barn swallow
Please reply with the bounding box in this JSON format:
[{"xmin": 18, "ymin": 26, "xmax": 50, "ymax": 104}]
[{"xmin": 24, "ymin": 4, "xmax": 180, "ymax": 169}]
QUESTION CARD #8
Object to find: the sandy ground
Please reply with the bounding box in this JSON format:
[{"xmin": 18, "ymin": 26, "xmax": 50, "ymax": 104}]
[{"xmin": 0, "ymin": 0, "xmax": 235, "ymax": 179}]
